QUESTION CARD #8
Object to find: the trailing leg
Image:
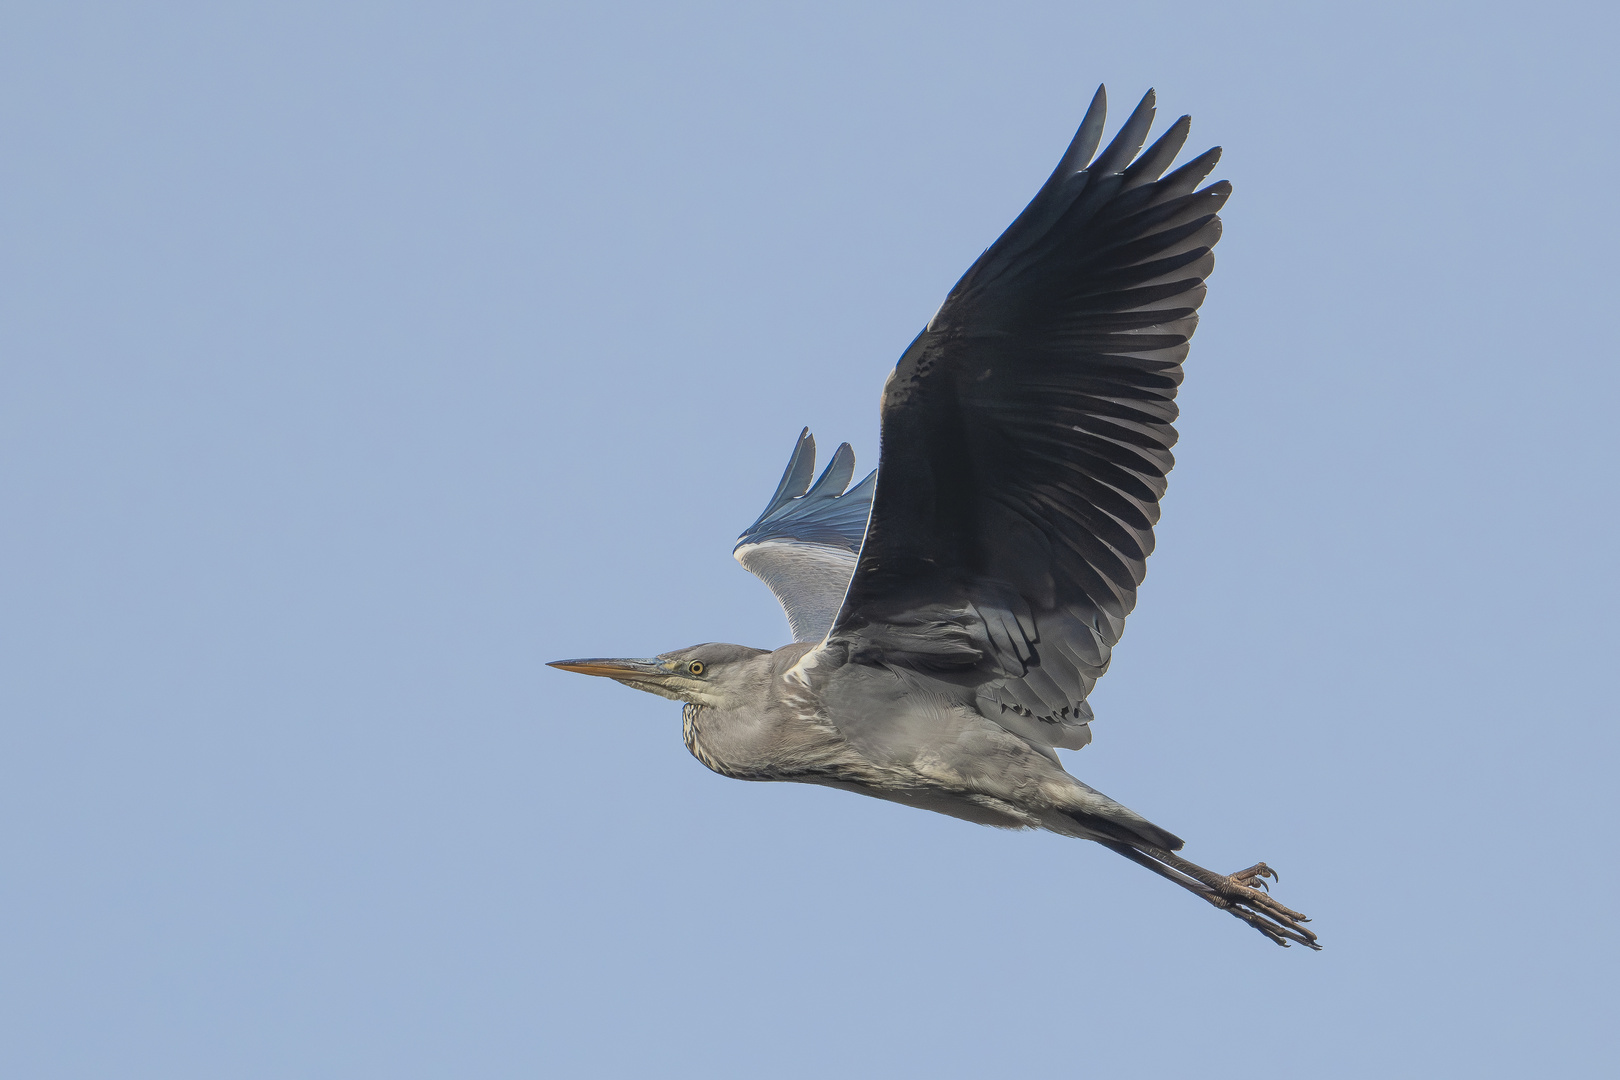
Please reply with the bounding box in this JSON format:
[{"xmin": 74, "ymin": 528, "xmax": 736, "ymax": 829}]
[{"xmin": 1101, "ymin": 841, "xmax": 1320, "ymax": 949}]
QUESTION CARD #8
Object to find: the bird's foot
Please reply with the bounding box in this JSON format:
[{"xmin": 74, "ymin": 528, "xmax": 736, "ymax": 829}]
[
  {"xmin": 1192, "ymin": 859, "xmax": 1317, "ymax": 949},
  {"xmin": 1104, "ymin": 843, "xmax": 1321, "ymax": 949},
  {"xmin": 1122, "ymin": 846, "xmax": 1319, "ymax": 948}
]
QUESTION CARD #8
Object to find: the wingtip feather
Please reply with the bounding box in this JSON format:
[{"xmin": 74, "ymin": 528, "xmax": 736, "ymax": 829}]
[
  {"xmin": 1051, "ymin": 85, "xmax": 1110, "ymax": 180},
  {"xmin": 748, "ymin": 428, "xmax": 818, "ymax": 535},
  {"xmin": 1090, "ymin": 88, "xmax": 1158, "ymax": 176}
]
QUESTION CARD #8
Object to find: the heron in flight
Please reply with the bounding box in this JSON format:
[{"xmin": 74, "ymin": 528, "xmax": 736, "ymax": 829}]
[{"xmin": 553, "ymin": 87, "xmax": 1317, "ymax": 948}]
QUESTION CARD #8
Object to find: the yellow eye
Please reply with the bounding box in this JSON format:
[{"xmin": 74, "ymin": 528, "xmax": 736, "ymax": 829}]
[{"xmin": 688, "ymin": 661, "xmax": 705, "ymax": 675}]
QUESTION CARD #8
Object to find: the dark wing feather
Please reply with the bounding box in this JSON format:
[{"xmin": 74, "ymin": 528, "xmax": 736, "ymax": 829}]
[{"xmin": 826, "ymin": 87, "xmax": 1227, "ymax": 751}]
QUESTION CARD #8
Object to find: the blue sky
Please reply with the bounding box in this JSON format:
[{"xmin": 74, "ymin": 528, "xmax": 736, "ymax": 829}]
[{"xmin": 2, "ymin": 2, "xmax": 1616, "ymax": 1076}]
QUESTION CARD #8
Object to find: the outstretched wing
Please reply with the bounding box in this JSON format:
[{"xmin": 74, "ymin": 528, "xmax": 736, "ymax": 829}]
[
  {"xmin": 826, "ymin": 86, "xmax": 1228, "ymax": 752},
  {"xmin": 734, "ymin": 429, "xmax": 876, "ymax": 643}
]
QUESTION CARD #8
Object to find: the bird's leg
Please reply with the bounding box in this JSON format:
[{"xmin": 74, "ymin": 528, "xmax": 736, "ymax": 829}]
[{"xmin": 1101, "ymin": 842, "xmax": 1320, "ymax": 950}]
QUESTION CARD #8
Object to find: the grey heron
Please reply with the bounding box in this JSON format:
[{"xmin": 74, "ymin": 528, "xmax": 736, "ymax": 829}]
[{"xmin": 552, "ymin": 87, "xmax": 1318, "ymax": 948}]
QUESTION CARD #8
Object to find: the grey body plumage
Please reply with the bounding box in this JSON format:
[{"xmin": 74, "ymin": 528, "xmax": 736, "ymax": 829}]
[{"xmin": 552, "ymin": 87, "xmax": 1318, "ymax": 948}]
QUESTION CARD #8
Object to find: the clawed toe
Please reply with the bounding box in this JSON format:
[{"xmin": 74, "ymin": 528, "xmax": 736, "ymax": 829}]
[
  {"xmin": 1228, "ymin": 862, "xmax": 1276, "ymax": 891},
  {"xmin": 1211, "ymin": 866, "xmax": 1317, "ymax": 949}
]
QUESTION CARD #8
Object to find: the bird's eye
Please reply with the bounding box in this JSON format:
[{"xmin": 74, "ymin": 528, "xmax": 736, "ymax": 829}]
[{"xmin": 688, "ymin": 661, "xmax": 705, "ymax": 675}]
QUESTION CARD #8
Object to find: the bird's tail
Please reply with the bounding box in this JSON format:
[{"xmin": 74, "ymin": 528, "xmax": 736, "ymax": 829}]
[{"xmin": 1056, "ymin": 781, "xmax": 1185, "ymax": 851}]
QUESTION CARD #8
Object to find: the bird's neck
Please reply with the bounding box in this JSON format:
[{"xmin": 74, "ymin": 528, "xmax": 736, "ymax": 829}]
[{"xmin": 681, "ymin": 701, "xmax": 741, "ymax": 779}]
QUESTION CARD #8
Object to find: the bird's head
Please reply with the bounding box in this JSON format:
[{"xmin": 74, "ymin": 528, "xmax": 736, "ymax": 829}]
[{"xmin": 548, "ymin": 642, "xmax": 769, "ymax": 707}]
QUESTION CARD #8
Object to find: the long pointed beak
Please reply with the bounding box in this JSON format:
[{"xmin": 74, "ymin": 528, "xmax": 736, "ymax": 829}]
[{"xmin": 547, "ymin": 657, "xmax": 673, "ymax": 681}]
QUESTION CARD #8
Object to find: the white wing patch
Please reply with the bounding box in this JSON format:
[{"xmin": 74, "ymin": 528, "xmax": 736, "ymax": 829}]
[
  {"xmin": 734, "ymin": 540, "xmax": 859, "ymax": 643},
  {"xmin": 733, "ymin": 430, "xmax": 875, "ymax": 645}
]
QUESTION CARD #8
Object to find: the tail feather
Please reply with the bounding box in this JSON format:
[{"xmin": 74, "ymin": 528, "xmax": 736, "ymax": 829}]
[
  {"xmin": 1065, "ymin": 808, "xmax": 1184, "ymax": 851},
  {"xmin": 1059, "ymin": 779, "xmax": 1184, "ymax": 850}
]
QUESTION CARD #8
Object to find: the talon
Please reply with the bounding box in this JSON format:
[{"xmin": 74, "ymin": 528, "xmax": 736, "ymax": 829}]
[{"xmin": 1229, "ymin": 862, "xmax": 1278, "ymax": 891}]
